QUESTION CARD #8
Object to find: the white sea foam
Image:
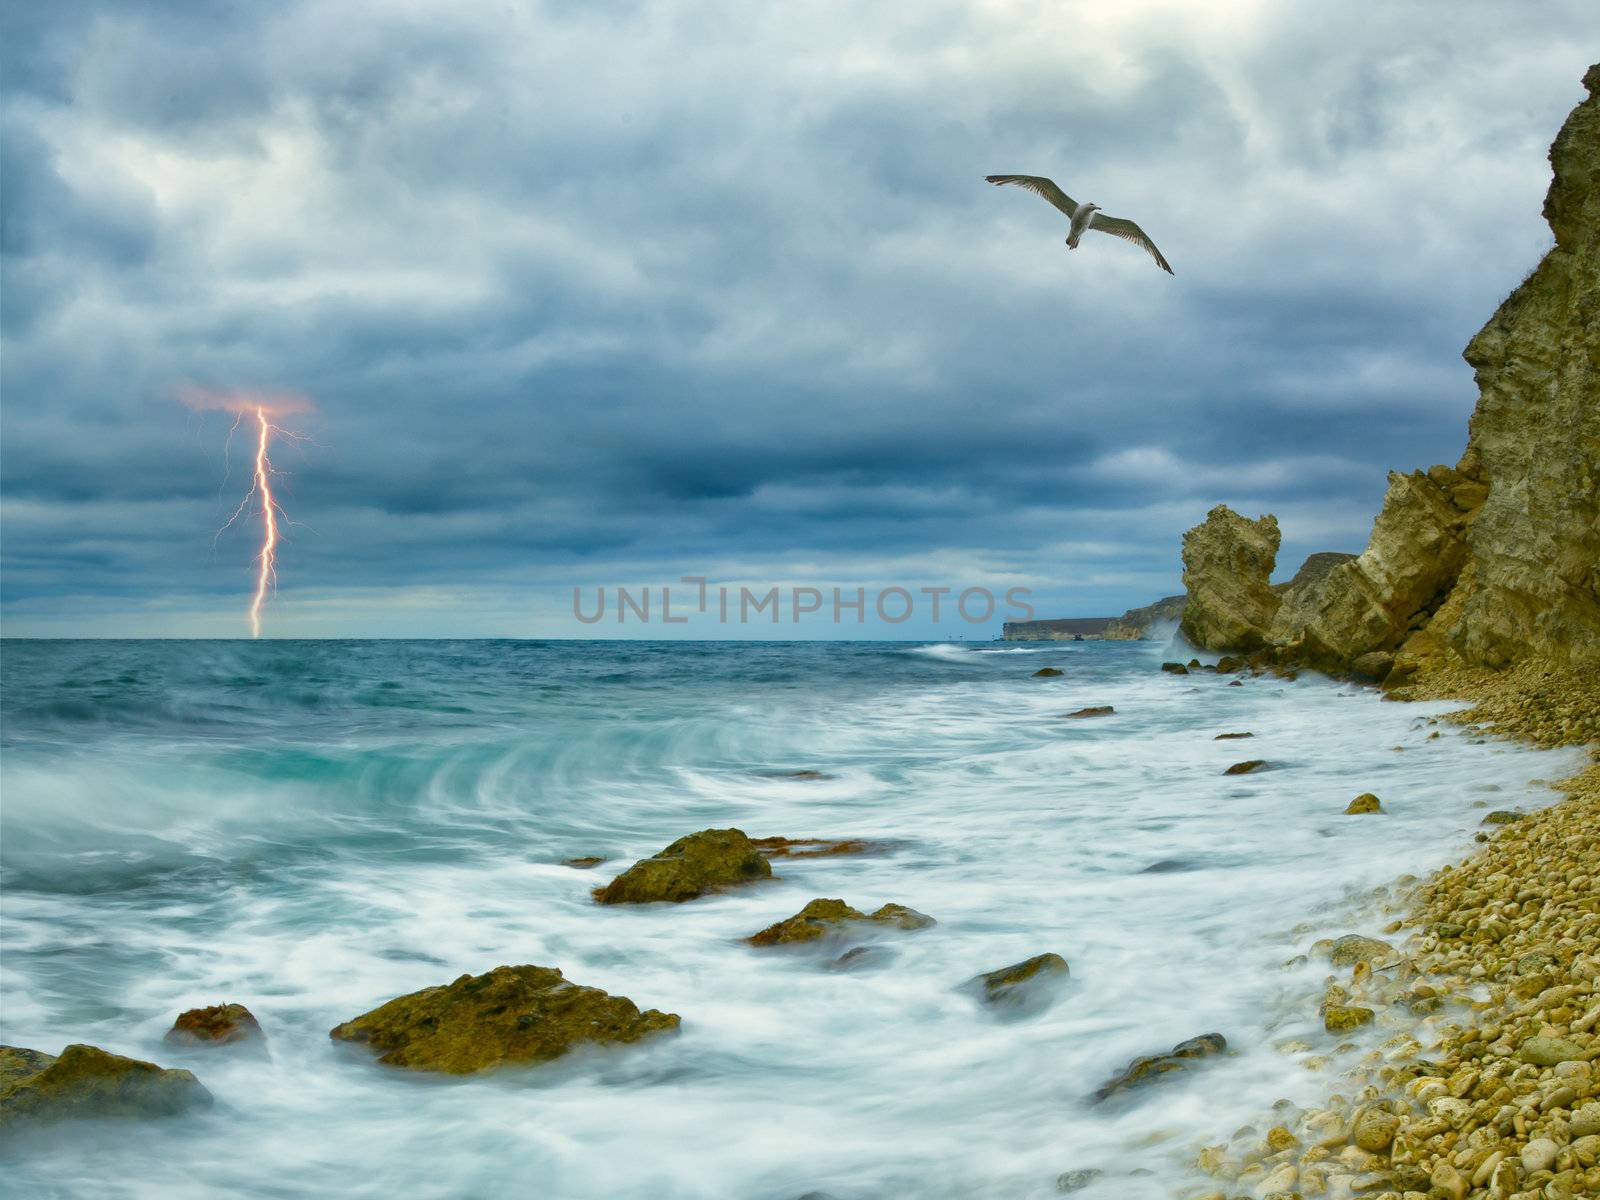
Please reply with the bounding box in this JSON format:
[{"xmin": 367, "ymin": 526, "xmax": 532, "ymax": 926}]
[{"xmin": 0, "ymin": 642, "xmax": 1583, "ymax": 1198}]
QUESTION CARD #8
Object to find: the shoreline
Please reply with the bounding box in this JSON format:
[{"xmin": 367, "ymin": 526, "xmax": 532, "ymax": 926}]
[{"xmin": 1195, "ymin": 666, "xmax": 1599, "ymax": 1200}]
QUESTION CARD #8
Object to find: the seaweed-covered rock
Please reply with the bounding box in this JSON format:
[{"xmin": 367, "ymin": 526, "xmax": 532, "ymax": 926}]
[
  {"xmin": 746, "ymin": 899, "xmax": 935, "ymax": 946},
  {"xmin": 965, "ymin": 953, "xmax": 1069, "ymax": 1014},
  {"xmin": 166, "ymin": 1003, "xmax": 263, "ymax": 1047},
  {"xmin": 1344, "ymin": 793, "xmax": 1384, "ymax": 815},
  {"xmin": 1223, "ymin": 759, "xmax": 1268, "ymax": 775},
  {"xmin": 329, "ymin": 964, "xmax": 679, "ymax": 1074},
  {"xmin": 0, "ymin": 1044, "xmax": 211, "ymax": 1127},
  {"xmin": 1091, "ymin": 1033, "xmax": 1227, "ymax": 1103},
  {"xmin": 594, "ymin": 827, "xmax": 771, "ymax": 904}
]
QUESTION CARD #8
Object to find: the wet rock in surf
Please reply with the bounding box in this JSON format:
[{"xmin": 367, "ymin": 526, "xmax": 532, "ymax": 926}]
[
  {"xmin": 1213, "ymin": 731, "xmax": 1253, "ymax": 740},
  {"xmin": 0, "ymin": 1044, "xmax": 212, "ymax": 1128},
  {"xmin": 328, "ymin": 964, "xmax": 680, "ymax": 1074},
  {"xmin": 594, "ymin": 827, "xmax": 771, "ymax": 904},
  {"xmin": 1481, "ymin": 809, "xmax": 1525, "ymax": 825},
  {"xmin": 1091, "ymin": 1033, "xmax": 1227, "ymax": 1103},
  {"xmin": 166, "ymin": 1003, "xmax": 264, "ymax": 1047},
  {"xmin": 747, "ymin": 898, "xmax": 935, "ymax": 946},
  {"xmin": 1344, "ymin": 792, "xmax": 1384, "ymax": 815},
  {"xmin": 1160, "ymin": 662, "xmax": 1190, "ymax": 675},
  {"xmin": 1322, "ymin": 1003, "xmax": 1374, "ymax": 1032},
  {"xmin": 1223, "ymin": 759, "xmax": 1268, "ymax": 775},
  {"xmin": 1325, "ymin": 935, "xmax": 1396, "ymax": 968},
  {"xmin": 1033, "ymin": 667, "xmax": 1064, "ymax": 677},
  {"xmin": 965, "ymin": 953, "xmax": 1069, "ymax": 1015},
  {"xmin": 825, "ymin": 945, "xmax": 897, "ymax": 972},
  {"xmin": 750, "ymin": 836, "xmax": 891, "ymax": 860},
  {"xmin": 563, "ymin": 856, "xmax": 606, "ymax": 869},
  {"xmin": 1055, "ymin": 1168, "xmax": 1104, "ymax": 1192},
  {"xmin": 1062, "ymin": 706, "xmax": 1113, "ymax": 719}
]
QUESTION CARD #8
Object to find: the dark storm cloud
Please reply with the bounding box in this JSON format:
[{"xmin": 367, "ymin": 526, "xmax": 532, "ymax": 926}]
[{"xmin": 1, "ymin": 0, "xmax": 1593, "ymax": 635}]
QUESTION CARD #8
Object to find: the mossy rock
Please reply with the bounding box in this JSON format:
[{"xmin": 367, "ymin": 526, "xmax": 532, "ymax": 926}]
[
  {"xmin": 746, "ymin": 898, "xmax": 935, "ymax": 946},
  {"xmin": 1223, "ymin": 759, "xmax": 1268, "ymax": 775},
  {"xmin": 1327, "ymin": 935, "xmax": 1395, "ymax": 968},
  {"xmin": 1091, "ymin": 1033, "xmax": 1227, "ymax": 1103},
  {"xmin": 1481, "ymin": 810, "xmax": 1524, "ymax": 825},
  {"xmin": 1032, "ymin": 667, "xmax": 1064, "ymax": 677},
  {"xmin": 0, "ymin": 1044, "xmax": 211, "ymax": 1128},
  {"xmin": 329, "ymin": 964, "xmax": 680, "ymax": 1074},
  {"xmin": 1344, "ymin": 793, "xmax": 1384, "ymax": 815},
  {"xmin": 966, "ymin": 953, "xmax": 1069, "ymax": 1014},
  {"xmin": 1322, "ymin": 1004, "xmax": 1374, "ymax": 1032},
  {"xmin": 166, "ymin": 1003, "xmax": 263, "ymax": 1047},
  {"xmin": 594, "ymin": 827, "xmax": 771, "ymax": 904}
]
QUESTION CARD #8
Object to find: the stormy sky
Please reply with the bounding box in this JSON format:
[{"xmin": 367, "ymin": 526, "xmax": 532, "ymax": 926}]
[{"xmin": 1, "ymin": 1, "xmax": 1593, "ymax": 638}]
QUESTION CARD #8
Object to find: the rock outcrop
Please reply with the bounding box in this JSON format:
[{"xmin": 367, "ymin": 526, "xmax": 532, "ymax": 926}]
[
  {"xmin": 746, "ymin": 899, "xmax": 936, "ymax": 946},
  {"xmin": 1178, "ymin": 508, "xmax": 1283, "ymax": 652},
  {"xmin": 0, "ymin": 1044, "xmax": 211, "ymax": 1128},
  {"xmin": 329, "ymin": 965, "xmax": 680, "ymax": 1074},
  {"xmin": 594, "ymin": 827, "xmax": 771, "ymax": 904},
  {"xmin": 1174, "ymin": 67, "xmax": 1600, "ymax": 682},
  {"xmin": 1102, "ymin": 594, "xmax": 1186, "ymax": 640}
]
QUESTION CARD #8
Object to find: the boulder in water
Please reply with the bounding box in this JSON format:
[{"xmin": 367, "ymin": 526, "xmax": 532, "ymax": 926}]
[
  {"xmin": 1326, "ymin": 935, "xmax": 1395, "ymax": 968},
  {"xmin": 1160, "ymin": 662, "xmax": 1189, "ymax": 675},
  {"xmin": 0, "ymin": 1044, "xmax": 211, "ymax": 1129},
  {"xmin": 965, "ymin": 953, "xmax": 1069, "ymax": 1015},
  {"xmin": 747, "ymin": 899, "xmax": 935, "ymax": 946},
  {"xmin": 329, "ymin": 964, "xmax": 680, "ymax": 1074},
  {"xmin": 1032, "ymin": 667, "xmax": 1064, "ymax": 677},
  {"xmin": 166, "ymin": 1003, "xmax": 264, "ymax": 1047},
  {"xmin": 594, "ymin": 827, "xmax": 771, "ymax": 904},
  {"xmin": 1062, "ymin": 706, "xmax": 1114, "ymax": 719},
  {"xmin": 1091, "ymin": 1033, "xmax": 1227, "ymax": 1103},
  {"xmin": 1344, "ymin": 793, "xmax": 1384, "ymax": 815},
  {"xmin": 1223, "ymin": 759, "xmax": 1268, "ymax": 775}
]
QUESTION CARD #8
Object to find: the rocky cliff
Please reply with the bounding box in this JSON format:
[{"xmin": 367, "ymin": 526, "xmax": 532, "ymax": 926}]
[
  {"xmin": 1178, "ymin": 65, "xmax": 1600, "ymax": 683},
  {"xmin": 1102, "ymin": 594, "xmax": 1186, "ymax": 640}
]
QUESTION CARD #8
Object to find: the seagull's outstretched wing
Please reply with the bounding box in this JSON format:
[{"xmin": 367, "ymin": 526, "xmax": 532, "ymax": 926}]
[
  {"xmin": 1088, "ymin": 213, "xmax": 1174, "ymax": 274},
  {"xmin": 985, "ymin": 175, "xmax": 1077, "ymax": 218}
]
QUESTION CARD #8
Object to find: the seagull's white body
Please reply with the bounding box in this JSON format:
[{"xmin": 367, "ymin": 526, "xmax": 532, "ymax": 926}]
[{"xmin": 986, "ymin": 175, "xmax": 1173, "ymax": 274}]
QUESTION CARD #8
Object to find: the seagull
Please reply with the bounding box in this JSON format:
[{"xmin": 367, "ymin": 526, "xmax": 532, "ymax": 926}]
[{"xmin": 985, "ymin": 175, "xmax": 1173, "ymax": 274}]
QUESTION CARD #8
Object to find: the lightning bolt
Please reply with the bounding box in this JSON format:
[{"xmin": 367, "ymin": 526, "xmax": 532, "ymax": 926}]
[{"xmin": 184, "ymin": 386, "xmax": 313, "ymax": 638}]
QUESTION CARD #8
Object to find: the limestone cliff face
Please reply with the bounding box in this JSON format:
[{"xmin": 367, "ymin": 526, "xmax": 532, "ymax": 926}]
[
  {"xmin": 1177, "ymin": 507, "xmax": 1281, "ymax": 652},
  {"xmin": 1178, "ymin": 65, "xmax": 1600, "ymax": 678},
  {"xmin": 1428, "ymin": 63, "xmax": 1600, "ymax": 669},
  {"xmin": 1102, "ymin": 594, "xmax": 1186, "ymax": 640}
]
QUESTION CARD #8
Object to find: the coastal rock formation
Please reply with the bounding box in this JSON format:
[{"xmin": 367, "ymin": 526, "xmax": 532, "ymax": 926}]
[
  {"xmin": 594, "ymin": 827, "xmax": 771, "ymax": 904},
  {"xmin": 0, "ymin": 1044, "xmax": 211, "ymax": 1127},
  {"xmin": 964, "ymin": 952, "xmax": 1069, "ymax": 1014},
  {"xmin": 329, "ymin": 965, "xmax": 680, "ymax": 1074},
  {"xmin": 1102, "ymin": 594, "xmax": 1186, "ymax": 640},
  {"xmin": 1174, "ymin": 67, "xmax": 1600, "ymax": 682},
  {"xmin": 1177, "ymin": 507, "xmax": 1282, "ymax": 652},
  {"xmin": 1091, "ymin": 1032, "xmax": 1227, "ymax": 1104},
  {"xmin": 166, "ymin": 1003, "xmax": 264, "ymax": 1047},
  {"xmin": 746, "ymin": 899, "xmax": 935, "ymax": 946}
]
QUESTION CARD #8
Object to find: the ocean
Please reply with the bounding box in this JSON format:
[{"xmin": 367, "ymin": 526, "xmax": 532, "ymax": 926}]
[{"xmin": 0, "ymin": 638, "xmax": 1585, "ymax": 1199}]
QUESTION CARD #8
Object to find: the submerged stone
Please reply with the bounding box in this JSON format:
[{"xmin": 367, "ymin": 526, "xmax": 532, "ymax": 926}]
[
  {"xmin": 1223, "ymin": 759, "xmax": 1268, "ymax": 775},
  {"xmin": 746, "ymin": 899, "xmax": 936, "ymax": 946},
  {"xmin": 965, "ymin": 953, "xmax": 1069, "ymax": 1014},
  {"xmin": 1055, "ymin": 1167, "xmax": 1104, "ymax": 1192},
  {"xmin": 0, "ymin": 1044, "xmax": 211, "ymax": 1128},
  {"xmin": 1344, "ymin": 792, "xmax": 1384, "ymax": 815},
  {"xmin": 563, "ymin": 856, "xmax": 606, "ymax": 869},
  {"xmin": 749, "ymin": 836, "xmax": 891, "ymax": 860},
  {"xmin": 329, "ymin": 964, "xmax": 680, "ymax": 1075},
  {"xmin": 1062, "ymin": 706, "xmax": 1114, "ymax": 718},
  {"xmin": 1213, "ymin": 731, "xmax": 1254, "ymax": 740},
  {"xmin": 594, "ymin": 827, "xmax": 771, "ymax": 904},
  {"xmin": 1091, "ymin": 1033, "xmax": 1227, "ymax": 1103},
  {"xmin": 166, "ymin": 1003, "xmax": 264, "ymax": 1047},
  {"xmin": 1033, "ymin": 667, "xmax": 1064, "ymax": 677}
]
